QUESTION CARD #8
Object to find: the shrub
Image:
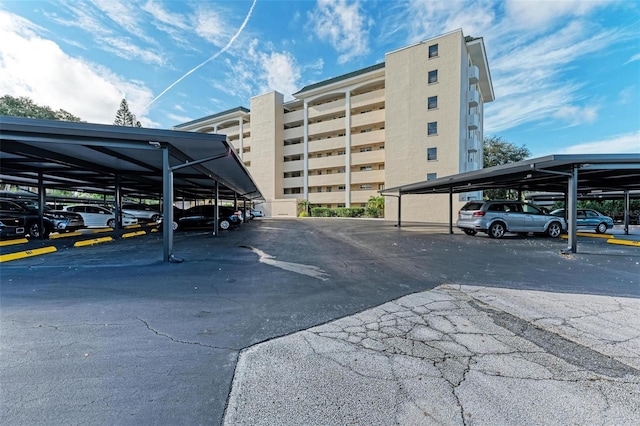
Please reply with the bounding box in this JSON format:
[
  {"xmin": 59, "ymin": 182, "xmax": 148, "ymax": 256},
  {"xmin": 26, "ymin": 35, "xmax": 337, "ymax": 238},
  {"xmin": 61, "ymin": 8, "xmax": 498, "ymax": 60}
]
[
  {"xmin": 335, "ymin": 207, "xmax": 365, "ymax": 217},
  {"xmin": 366, "ymin": 206, "xmax": 382, "ymax": 218},
  {"xmin": 311, "ymin": 207, "xmax": 333, "ymax": 217},
  {"xmin": 298, "ymin": 211, "xmax": 309, "ymax": 217}
]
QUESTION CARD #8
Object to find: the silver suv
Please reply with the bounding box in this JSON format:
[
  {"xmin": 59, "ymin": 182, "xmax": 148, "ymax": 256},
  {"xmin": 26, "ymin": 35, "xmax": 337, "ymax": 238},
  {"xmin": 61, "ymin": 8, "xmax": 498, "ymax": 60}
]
[{"xmin": 457, "ymin": 200, "xmax": 565, "ymax": 239}]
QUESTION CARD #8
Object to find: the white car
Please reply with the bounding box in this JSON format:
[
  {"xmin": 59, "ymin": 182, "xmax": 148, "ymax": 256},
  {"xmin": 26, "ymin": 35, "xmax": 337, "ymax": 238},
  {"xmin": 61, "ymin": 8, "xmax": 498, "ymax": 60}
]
[
  {"xmin": 64, "ymin": 205, "xmax": 138, "ymax": 228},
  {"xmin": 121, "ymin": 203, "xmax": 162, "ymax": 222}
]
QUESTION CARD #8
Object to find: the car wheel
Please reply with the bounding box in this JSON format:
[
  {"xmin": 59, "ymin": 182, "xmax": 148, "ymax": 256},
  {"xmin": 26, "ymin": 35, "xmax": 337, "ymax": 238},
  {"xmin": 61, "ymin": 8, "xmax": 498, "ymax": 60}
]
[
  {"xmin": 488, "ymin": 222, "xmax": 506, "ymax": 239},
  {"xmin": 463, "ymin": 229, "xmax": 477, "ymax": 236},
  {"xmin": 219, "ymin": 219, "xmax": 230, "ymax": 230},
  {"xmin": 172, "ymin": 221, "xmax": 179, "ymax": 231},
  {"xmin": 28, "ymin": 222, "xmax": 50, "ymax": 239},
  {"xmin": 546, "ymin": 221, "xmax": 562, "ymax": 238},
  {"xmin": 151, "ymin": 214, "xmax": 161, "ymax": 223},
  {"xmin": 107, "ymin": 218, "xmax": 116, "ymax": 228},
  {"xmin": 596, "ymin": 222, "xmax": 607, "ymax": 234}
]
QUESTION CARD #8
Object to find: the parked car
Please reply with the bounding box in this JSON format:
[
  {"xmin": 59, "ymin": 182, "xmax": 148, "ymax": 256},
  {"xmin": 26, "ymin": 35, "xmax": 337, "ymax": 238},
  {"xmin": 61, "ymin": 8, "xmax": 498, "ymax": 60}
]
[
  {"xmin": 0, "ymin": 213, "xmax": 26, "ymax": 239},
  {"xmin": 0, "ymin": 198, "xmax": 82, "ymax": 238},
  {"xmin": 250, "ymin": 209, "xmax": 264, "ymax": 218},
  {"xmin": 64, "ymin": 205, "xmax": 138, "ymax": 228},
  {"xmin": 550, "ymin": 208, "xmax": 614, "ymax": 234},
  {"xmin": 120, "ymin": 203, "xmax": 162, "ymax": 222},
  {"xmin": 175, "ymin": 205, "xmax": 241, "ymax": 231},
  {"xmin": 8, "ymin": 198, "xmax": 85, "ymax": 233},
  {"xmin": 457, "ymin": 200, "xmax": 565, "ymax": 239}
]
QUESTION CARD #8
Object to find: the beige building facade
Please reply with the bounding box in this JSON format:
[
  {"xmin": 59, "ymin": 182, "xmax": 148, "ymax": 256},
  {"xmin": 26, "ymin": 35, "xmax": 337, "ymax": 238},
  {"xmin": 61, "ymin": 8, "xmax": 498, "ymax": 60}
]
[{"xmin": 175, "ymin": 29, "xmax": 494, "ymax": 223}]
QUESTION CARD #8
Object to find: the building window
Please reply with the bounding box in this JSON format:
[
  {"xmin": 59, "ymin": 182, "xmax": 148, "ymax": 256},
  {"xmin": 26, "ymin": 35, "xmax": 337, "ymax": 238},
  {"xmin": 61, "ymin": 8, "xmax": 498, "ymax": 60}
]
[
  {"xmin": 427, "ymin": 173, "xmax": 437, "ymax": 180},
  {"xmin": 337, "ymin": 150, "xmax": 345, "ymax": 155},
  {"xmin": 428, "ymin": 122, "xmax": 437, "ymax": 135},
  {"xmin": 428, "ymin": 96, "xmax": 438, "ymax": 110},
  {"xmin": 326, "ymin": 187, "xmax": 332, "ymax": 192},
  {"xmin": 428, "ymin": 70, "xmax": 438, "ymax": 84},
  {"xmin": 338, "ymin": 185, "xmax": 346, "ymax": 191},
  {"xmin": 360, "ymin": 147, "xmax": 372, "ymax": 152},
  {"xmin": 427, "ymin": 147, "xmax": 437, "ymax": 161},
  {"xmin": 428, "ymin": 44, "xmax": 438, "ymax": 58},
  {"xmin": 360, "ymin": 184, "xmax": 373, "ymax": 190},
  {"xmin": 360, "ymin": 166, "xmax": 373, "ymax": 171}
]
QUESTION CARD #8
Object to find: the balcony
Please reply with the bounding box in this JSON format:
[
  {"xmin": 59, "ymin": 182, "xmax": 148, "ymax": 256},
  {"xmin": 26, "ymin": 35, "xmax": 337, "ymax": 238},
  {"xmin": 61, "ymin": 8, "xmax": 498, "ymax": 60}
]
[
  {"xmin": 350, "ymin": 109, "xmax": 385, "ymax": 128},
  {"xmin": 283, "ymin": 109, "xmax": 304, "ymax": 124},
  {"xmin": 350, "ymin": 88, "xmax": 384, "ymax": 110},
  {"xmin": 466, "ymin": 136, "xmax": 479, "ymax": 152},
  {"xmin": 308, "ymin": 118, "xmax": 345, "ymax": 136},
  {"xmin": 467, "ymin": 114, "xmax": 479, "ymax": 130},
  {"xmin": 283, "ymin": 143, "xmax": 304, "ymax": 156},
  {"xmin": 308, "ymin": 173, "xmax": 346, "ymax": 187},
  {"xmin": 466, "ymin": 161, "xmax": 479, "ymax": 172},
  {"xmin": 283, "ymin": 159, "xmax": 304, "ymax": 173},
  {"xmin": 308, "ymin": 192, "xmax": 345, "ymax": 204},
  {"xmin": 308, "ymin": 154, "xmax": 347, "ymax": 170},
  {"xmin": 283, "ymin": 176, "xmax": 304, "ymax": 188},
  {"xmin": 350, "ymin": 129, "xmax": 385, "ymax": 147},
  {"xmin": 350, "ymin": 189, "xmax": 380, "ymax": 204},
  {"xmin": 350, "ymin": 149, "xmax": 385, "ymax": 165},
  {"xmin": 468, "ymin": 89, "xmax": 479, "ymax": 107},
  {"xmin": 308, "ymin": 136, "xmax": 346, "ymax": 152},
  {"xmin": 350, "ymin": 169, "xmax": 385, "ymax": 184},
  {"xmin": 308, "ymin": 98, "xmax": 346, "ymax": 120},
  {"xmin": 284, "ymin": 126, "xmax": 303, "ymax": 140},
  {"xmin": 469, "ymin": 65, "xmax": 479, "ymax": 84}
]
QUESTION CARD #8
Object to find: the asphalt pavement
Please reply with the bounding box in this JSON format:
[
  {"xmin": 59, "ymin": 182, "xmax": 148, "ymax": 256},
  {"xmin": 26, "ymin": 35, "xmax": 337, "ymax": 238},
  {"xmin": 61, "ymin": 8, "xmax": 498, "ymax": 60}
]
[{"xmin": 1, "ymin": 218, "xmax": 639, "ymax": 425}]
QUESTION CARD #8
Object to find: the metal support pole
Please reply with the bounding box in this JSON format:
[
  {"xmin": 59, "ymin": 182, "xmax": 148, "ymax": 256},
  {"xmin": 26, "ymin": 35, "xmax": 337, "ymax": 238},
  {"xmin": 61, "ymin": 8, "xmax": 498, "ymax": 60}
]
[
  {"xmin": 38, "ymin": 172, "xmax": 45, "ymax": 239},
  {"xmin": 563, "ymin": 165, "xmax": 578, "ymax": 254},
  {"xmin": 397, "ymin": 195, "xmax": 402, "ymax": 228},
  {"xmin": 214, "ymin": 180, "xmax": 219, "ymax": 236},
  {"xmin": 114, "ymin": 173, "xmax": 121, "ymax": 232},
  {"xmin": 162, "ymin": 147, "xmax": 179, "ymax": 262},
  {"xmin": 624, "ymin": 190, "xmax": 630, "ymax": 235},
  {"xmin": 449, "ymin": 188, "xmax": 454, "ymax": 234}
]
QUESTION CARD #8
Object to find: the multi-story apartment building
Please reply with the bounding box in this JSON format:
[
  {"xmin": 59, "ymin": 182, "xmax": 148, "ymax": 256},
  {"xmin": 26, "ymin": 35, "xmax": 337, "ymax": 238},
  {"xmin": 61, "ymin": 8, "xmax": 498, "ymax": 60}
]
[{"xmin": 175, "ymin": 29, "xmax": 494, "ymax": 223}]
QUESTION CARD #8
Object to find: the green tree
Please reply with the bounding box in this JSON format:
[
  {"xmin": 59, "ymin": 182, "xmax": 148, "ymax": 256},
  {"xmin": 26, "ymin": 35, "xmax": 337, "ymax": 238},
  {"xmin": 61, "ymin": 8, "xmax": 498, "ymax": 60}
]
[
  {"xmin": 297, "ymin": 199, "xmax": 311, "ymax": 217},
  {"xmin": 483, "ymin": 136, "xmax": 531, "ymax": 200},
  {"xmin": 0, "ymin": 95, "xmax": 82, "ymax": 122},
  {"xmin": 114, "ymin": 98, "xmax": 141, "ymax": 127},
  {"xmin": 366, "ymin": 195, "xmax": 385, "ymax": 218}
]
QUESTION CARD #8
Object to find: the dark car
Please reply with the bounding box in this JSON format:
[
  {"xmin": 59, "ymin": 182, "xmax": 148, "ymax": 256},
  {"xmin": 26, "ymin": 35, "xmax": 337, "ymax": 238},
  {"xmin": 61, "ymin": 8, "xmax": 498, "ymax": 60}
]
[
  {"xmin": 8, "ymin": 199, "xmax": 86, "ymax": 233},
  {"xmin": 0, "ymin": 213, "xmax": 26, "ymax": 239},
  {"xmin": 550, "ymin": 208, "xmax": 614, "ymax": 234},
  {"xmin": 175, "ymin": 205, "xmax": 241, "ymax": 231},
  {"xmin": 0, "ymin": 199, "xmax": 54, "ymax": 238}
]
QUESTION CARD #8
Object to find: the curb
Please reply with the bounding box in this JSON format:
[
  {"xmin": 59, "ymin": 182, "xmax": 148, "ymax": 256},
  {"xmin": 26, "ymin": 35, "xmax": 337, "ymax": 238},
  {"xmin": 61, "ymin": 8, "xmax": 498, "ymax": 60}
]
[{"xmin": 0, "ymin": 246, "xmax": 57, "ymax": 263}]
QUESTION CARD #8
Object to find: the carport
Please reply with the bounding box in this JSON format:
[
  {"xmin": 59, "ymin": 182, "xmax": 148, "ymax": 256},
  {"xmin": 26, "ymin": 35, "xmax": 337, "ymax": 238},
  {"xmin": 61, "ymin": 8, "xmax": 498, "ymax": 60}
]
[
  {"xmin": 0, "ymin": 116, "xmax": 263, "ymax": 262},
  {"xmin": 380, "ymin": 154, "xmax": 640, "ymax": 253}
]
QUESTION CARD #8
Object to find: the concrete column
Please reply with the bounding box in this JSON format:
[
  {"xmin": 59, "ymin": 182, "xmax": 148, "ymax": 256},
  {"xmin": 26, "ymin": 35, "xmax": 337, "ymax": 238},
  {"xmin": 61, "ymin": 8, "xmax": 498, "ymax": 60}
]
[
  {"xmin": 345, "ymin": 91, "xmax": 351, "ymax": 207},
  {"xmin": 239, "ymin": 118, "xmax": 244, "ymax": 161},
  {"xmin": 303, "ymin": 99, "xmax": 309, "ymax": 201}
]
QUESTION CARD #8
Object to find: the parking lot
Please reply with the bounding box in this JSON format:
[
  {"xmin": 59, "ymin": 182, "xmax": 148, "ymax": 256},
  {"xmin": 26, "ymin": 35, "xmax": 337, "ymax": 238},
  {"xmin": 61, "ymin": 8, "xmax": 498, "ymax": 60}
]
[{"xmin": 1, "ymin": 218, "xmax": 639, "ymax": 425}]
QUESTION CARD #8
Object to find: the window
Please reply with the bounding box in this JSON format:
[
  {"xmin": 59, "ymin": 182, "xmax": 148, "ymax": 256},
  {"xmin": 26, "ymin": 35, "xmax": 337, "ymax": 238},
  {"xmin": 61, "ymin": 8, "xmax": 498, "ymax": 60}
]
[
  {"xmin": 428, "ymin": 122, "xmax": 437, "ymax": 135},
  {"xmin": 360, "ymin": 166, "xmax": 373, "ymax": 171},
  {"xmin": 428, "ymin": 70, "xmax": 438, "ymax": 84},
  {"xmin": 428, "ymin": 44, "xmax": 438, "ymax": 58},
  {"xmin": 427, "ymin": 147, "xmax": 437, "ymax": 161},
  {"xmin": 360, "ymin": 147, "xmax": 372, "ymax": 152},
  {"xmin": 338, "ymin": 185, "xmax": 346, "ymax": 191},
  {"xmin": 360, "ymin": 184, "xmax": 373, "ymax": 190},
  {"xmin": 428, "ymin": 96, "xmax": 438, "ymax": 110},
  {"xmin": 337, "ymin": 150, "xmax": 345, "ymax": 155},
  {"xmin": 427, "ymin": 173, "xmax": 437, "ymax": 180}
]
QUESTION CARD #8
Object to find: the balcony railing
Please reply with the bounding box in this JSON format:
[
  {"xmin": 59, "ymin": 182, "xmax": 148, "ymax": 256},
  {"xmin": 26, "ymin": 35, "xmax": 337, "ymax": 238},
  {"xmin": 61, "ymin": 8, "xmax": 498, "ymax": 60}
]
[
  {"xmin": 308, "ymin": 155, "xmax": 347, "ymax": 170},
  {"xmin": 308, "ymin": 173, "xmax": 346, "ymax": 187},
  {"xmin": 350, "ymin": 149, "xmax": 385, "ymax": 165},
  {"xmin": 468, "ymin": 89, "xmax": 479, "ymax": 107},
  {"xmin": 351, "ymin": 109, "xmax": 385, "ymax": 128},
  {"xmin": 283, "ymin": 159, "xmax": 304, "ymax": 173},
  {"xmin": 350, "ymin": 88, "xmax": 384, "ymax": 110},
  {"xmin": 350, "ymin": 169, "xmax": 384, "ymax": 184},
  {"xmin": 350, "ymin": 129, "xmax": 385, "ymax": 147},
  {"xmin": 469, "ymin": 65, "xmax": 479, "ymax": 84},
  {"xmin": 284, "ymin": 126, "xmax": 304, "ymax": 140}
]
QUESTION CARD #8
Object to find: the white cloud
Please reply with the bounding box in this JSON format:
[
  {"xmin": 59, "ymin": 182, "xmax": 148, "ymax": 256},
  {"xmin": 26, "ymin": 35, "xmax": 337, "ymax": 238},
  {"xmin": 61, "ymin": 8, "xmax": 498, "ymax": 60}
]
[
  {"xmin": 309, "ymin": 0, "xmax": 370, "ymax": 64},
  {"xmin": 504, "ymin": 0, "xmax": 612, "ymax": 31},
  {"xmin": 99, "ymin": 36, "xmax": 165, "ymax": 65},
  {"xmin": 624, "ymin": 52, "xmax": 640, "ymax": 65},
  {"xmin": 0, "ymin": 10, "xmax": 154, "ymax": 125},
  {"xmin": 618, "ymin": 86, "xmax": 636, "ymax": 104},
  {"xmin": 192, "ymin": 7, "xmax": 231, "ymax": 48},
  {"xmin": 259, "ymin": 51, "xmax": 301, "ymax": 100},
  {"xmin": 553, "ymin": 105, "xmax": 598, "ymax": 126},
  {"xmin": 558, "ymin": 131, "xmax": 640, "ymax": 154}
]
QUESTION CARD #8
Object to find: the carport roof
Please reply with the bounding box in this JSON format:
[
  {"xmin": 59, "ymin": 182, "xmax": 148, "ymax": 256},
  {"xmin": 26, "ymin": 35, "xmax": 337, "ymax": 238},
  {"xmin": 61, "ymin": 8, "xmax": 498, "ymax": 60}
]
[
  {"xmin": 380, "ymin": 154, "xmax": 640, "ymax": 196},
  {"xmin": 0, "ymin": 116, "xmax": 263, "ymax": 201}
]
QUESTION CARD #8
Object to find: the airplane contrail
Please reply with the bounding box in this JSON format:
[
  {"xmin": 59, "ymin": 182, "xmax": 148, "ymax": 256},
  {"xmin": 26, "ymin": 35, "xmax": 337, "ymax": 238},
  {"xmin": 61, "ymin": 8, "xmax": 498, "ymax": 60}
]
[{"xmin": 142, "ymin": 0, "xmax": 257, "ymax": 112}]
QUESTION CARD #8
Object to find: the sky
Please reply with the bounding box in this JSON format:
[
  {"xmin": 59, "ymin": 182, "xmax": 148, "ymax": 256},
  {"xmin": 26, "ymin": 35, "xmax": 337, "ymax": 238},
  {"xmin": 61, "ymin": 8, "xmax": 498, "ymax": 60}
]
[{"xmin": 1, "ymin": 0, "xmax": 639, "ymax": 158}]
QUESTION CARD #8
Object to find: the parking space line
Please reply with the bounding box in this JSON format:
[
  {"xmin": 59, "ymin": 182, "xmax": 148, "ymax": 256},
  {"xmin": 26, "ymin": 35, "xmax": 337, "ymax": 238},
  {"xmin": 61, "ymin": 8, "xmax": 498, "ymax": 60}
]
[
  {"xmin": 124, "ymin": 224, "xmax": 141, "ymax": 229},
  {"xmin": 560, "ymin": 232, "xmax": 614, "ymax": 240},
  {"xmin": 122, "ymin": 230, "xmax": 146, "ymax": 239},
  {"xmin": 0, "ymin": 246, "xmax": 57, "ymax": 263},
  {"xmin": 50, "ymin": 231, "xmax": 82, "ymax": 239},
  {"xmin": 91, "ymin": 228, "xmax": 113, "ymax": 233},
  {"xmin": 607, "ymin": 239, "xmax": 640, "ymax": 247},
  {"xmin": 74, "ymin": 236, "xmax": 114, "ymax": 247},
  {"xmin": 0, "ymin": 238, "xmax": 29, "ymax": 247}
]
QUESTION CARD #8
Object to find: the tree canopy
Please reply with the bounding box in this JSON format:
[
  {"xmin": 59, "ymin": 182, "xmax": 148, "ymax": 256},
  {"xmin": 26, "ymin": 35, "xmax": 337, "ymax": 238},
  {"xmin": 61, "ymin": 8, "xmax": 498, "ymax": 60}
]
[
  {"xmin": 0, "ymin": 95, "xmax": 82, "ymax": 122},
  {"xmin": 114, "ymin": 98, "xmax": 141, "ymax": 127},
  {"xmin": 483, "ymin": 136, "xmax": 531, "ymax": 200}
]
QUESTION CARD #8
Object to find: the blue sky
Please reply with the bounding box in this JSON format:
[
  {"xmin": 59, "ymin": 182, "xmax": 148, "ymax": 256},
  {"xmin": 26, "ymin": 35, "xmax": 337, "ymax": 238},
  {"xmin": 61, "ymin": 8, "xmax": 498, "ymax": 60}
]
[{"xmin": 1, "ymin": 0, "xmax": 638, "ymax": 158}]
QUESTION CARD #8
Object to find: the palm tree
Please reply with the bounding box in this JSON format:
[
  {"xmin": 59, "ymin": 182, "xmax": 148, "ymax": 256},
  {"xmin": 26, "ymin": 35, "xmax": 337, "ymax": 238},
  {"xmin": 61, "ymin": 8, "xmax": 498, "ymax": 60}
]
[{"xmin": 297, "ymin": 199, "xmax": 311, "ymax": 216}]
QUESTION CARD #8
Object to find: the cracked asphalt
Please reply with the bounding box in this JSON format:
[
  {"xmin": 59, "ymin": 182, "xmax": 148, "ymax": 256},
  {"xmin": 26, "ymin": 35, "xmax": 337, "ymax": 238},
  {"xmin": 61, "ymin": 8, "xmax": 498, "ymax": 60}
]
[{"xmin": 1, "ymin": 218, "xmax": 639, "ymax": 425}]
